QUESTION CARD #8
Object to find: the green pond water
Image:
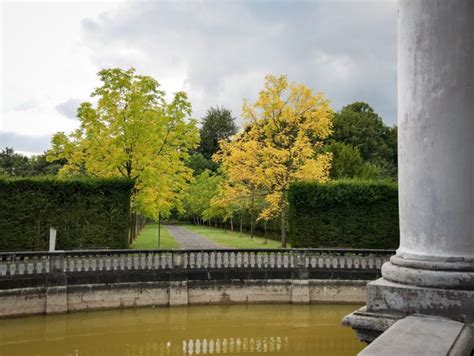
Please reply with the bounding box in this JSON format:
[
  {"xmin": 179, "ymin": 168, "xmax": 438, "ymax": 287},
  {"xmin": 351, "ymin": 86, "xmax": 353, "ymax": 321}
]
[{"xmin": 0, "ymin": 304, "xmax": 364, "ymax": 356}]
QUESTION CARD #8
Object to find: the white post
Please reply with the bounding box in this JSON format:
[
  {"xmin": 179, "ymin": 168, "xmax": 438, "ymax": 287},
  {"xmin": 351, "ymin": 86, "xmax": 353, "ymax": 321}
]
[{"xmin": 49, "ymin": 227, "xmax": 57, "ymax": 252}]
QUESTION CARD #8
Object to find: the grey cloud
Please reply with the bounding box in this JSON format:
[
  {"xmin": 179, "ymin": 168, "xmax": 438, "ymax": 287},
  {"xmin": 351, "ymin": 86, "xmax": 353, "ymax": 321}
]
[
  {"xmin": 0, "ymin": 131, "xmax": 52, "ymax": 154},
  {"xmin": 81, "ymin": 1, "xmax": 397, "ymax": 124},
  {"xmin": 55, "ymin": 98, "xmax": 82, "ymax": 119}
]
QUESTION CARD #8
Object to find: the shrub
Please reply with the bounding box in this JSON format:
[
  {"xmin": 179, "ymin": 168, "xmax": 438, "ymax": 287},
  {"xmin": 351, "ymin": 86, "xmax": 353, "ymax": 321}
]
[
  {"xmin": 288, "ymin": 180, "xmax": 399, "ymax": 249},
  {"xmin": 0, "ymin": 177, "xmax": 133, "ymax": 251}
]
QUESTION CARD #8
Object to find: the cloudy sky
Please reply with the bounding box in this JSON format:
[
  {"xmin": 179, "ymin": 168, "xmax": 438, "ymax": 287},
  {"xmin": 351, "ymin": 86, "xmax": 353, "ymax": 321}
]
[{"xmin": 1, "ymin": 0, "xmax": 397, "ymax": 155}]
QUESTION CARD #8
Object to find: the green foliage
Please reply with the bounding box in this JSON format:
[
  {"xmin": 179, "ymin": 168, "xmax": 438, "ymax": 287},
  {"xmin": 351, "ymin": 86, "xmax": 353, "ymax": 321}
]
[
  {"xmin": 288, "ymin": 180, "xmax": 399, "ymax": 249},
  {"xmin": 198, "ymin": 106, "xmax": 237, "ymax": 161},
  {"xmin": 326, "ymin": 142, "xmax": 380, "ymax": 179},
  {"xmin": 0, "ymin": 148, "xmax": 65, "ymax": 176},
  {"xmin": 183, "ymin": 170, "xmax": 223, "ymax": 221},
  {"xmin": 187, "ymin": 153, "xmax": 217, "ymax": 176},
  {"xmin": 330, "ymin": 102, "xmax": 397, "ymax": 180},
  {"xmin": 0, "ymin": 177, "xmax": 133, "ymax": 251}
]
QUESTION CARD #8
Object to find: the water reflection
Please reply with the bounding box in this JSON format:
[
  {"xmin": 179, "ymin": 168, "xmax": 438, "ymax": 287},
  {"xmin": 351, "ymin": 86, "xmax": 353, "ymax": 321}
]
[{"xmin": 0, "ymin": 304, "xmax": 363, "ymax": 355}]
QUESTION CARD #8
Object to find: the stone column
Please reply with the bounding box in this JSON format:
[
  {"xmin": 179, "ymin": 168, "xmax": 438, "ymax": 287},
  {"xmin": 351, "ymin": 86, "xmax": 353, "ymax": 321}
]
[
  {"xmin": 344, "ymin": 0, "xmax": 474, "ymax": 342},
  {"xmin": 382, "ymin": 0, "xmax": 474, "ymax": 289}
]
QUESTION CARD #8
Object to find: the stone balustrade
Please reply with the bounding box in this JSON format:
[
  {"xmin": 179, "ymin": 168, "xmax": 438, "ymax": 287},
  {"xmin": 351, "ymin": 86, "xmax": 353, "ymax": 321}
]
[{"xmin": 0, "ymin": 248, "xmax": 392, "ymax": 278}]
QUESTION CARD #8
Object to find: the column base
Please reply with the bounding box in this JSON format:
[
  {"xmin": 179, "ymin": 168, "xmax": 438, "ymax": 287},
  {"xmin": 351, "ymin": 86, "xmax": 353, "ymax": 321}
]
[
  {"xmin": 382, "ymin": 256, "xmax": 474, "ymax": 289},
  {"xmin": 343, "ymin": 277, "xmax": 474, "ymax": 342}
]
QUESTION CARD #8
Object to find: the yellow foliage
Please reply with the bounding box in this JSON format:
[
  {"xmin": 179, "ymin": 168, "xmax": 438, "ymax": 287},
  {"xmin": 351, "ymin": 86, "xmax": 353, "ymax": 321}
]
[{"xmin": 214, "ymin": 74, "xmax": 333, "ymax": 227}]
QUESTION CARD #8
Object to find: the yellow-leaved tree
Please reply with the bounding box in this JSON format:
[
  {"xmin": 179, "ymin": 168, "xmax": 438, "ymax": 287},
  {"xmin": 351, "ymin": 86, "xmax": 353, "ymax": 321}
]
[
  {"xmin": 47, "ymin": 68, "xmax": 199, "ymax": 241},
  {"xmin": 215, "ymin": 75, "xmax": 333, "ymax": 247}
]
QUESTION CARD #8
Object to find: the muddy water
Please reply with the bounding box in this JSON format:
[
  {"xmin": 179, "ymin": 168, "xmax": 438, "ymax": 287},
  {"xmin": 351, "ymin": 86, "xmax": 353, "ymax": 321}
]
[{"xmin": 0, "ymin": 304, "xmax": 364, "ymax": 355}]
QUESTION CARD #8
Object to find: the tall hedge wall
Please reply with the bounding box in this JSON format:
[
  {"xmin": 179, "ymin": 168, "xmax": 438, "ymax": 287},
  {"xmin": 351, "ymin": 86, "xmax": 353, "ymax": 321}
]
[
  {"xmin": 0, "ymin": 177, "xmax": 133, "ymax": 251},
  {"xmin": 288, "ymin": 180, "xmax": 399, "ymax": 249}
]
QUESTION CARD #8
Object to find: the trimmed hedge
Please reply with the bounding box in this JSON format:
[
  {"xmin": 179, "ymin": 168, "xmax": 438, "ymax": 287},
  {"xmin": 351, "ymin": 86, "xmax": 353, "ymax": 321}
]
[
  {"xmin": 0, "ymin": 177, "xmax": 133, "ymax": 251},
  {"xmin": 288, "ymin": 180, "xmax": 399, "ymax": 249}
]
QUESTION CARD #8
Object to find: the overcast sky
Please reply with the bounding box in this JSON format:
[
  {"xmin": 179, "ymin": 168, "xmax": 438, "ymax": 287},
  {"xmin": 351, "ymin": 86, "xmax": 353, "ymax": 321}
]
[{"xmin": 1, "ymin": 0, "xmax": 397, "ymax": 155}]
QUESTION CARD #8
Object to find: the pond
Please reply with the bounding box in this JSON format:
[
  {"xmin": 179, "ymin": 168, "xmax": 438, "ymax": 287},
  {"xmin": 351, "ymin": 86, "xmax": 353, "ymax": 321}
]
[{"xmin": 0, "ymin": 304, "xmax": 364, "ymax": 355}]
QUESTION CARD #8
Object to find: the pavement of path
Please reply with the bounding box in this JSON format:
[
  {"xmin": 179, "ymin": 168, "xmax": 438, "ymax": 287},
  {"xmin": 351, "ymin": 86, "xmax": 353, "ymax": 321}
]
[{"xmin": 165, "ymin": 225, "xmax": 223, "ymax": 249}]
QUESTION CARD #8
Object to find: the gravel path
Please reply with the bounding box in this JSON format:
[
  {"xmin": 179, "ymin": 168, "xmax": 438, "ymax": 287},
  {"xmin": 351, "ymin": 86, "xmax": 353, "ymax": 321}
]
[{"xmin": 165, "ymin": 225, "xmax": 222, "ymax": 249}]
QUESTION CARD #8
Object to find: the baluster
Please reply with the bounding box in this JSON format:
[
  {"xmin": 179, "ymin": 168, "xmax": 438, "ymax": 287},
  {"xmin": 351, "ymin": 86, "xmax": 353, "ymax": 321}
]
[
  {"xmin": 354, "ymin": 255, "xmax": 360, "ymax": 269},
  {"xmin": 141, "ymin": 254, "xmax": 147, "ymax": 270},
  {"xmin": 156, "ymin": 252, "xmax": 162, "ymax": 269},
  {"xmin": 92, "ymin": 255, "xmax": 98, "ymax": 272},
  {"xmin": 325, "ymin": 255, "xmax": 331, "ymax": 269},
  {"xmin": 148, "ymin": 253, "xmax": 154, "ymax": 270},
  {"xmin": 207, "ymin": 251, "xmax": 211, "ymax": 268},
  {"xmin": 183, "ymin": 251, "xmax": 189, "ymax": 269},
  {"xmin": 197, "ymin": 252, "xmax": 202, "ymax": 268},
  {"xmin": 229, "ymin": 251, "xmax": 233, "ymax": 268},
  {"xmin": 223, "ymin": 252, "xmax": 228, "ymax": 268},
  {"xmin": 84, "ymin": 255, "xmax": 90, "ymax": 272},
  {"xmin": 340, "ymin": 255, "xmax": 346, "ymax": 269},
  {"xmin": 97, "ymin": 256, "xmax": 103, "ymax": 272},
  {"xmin": 236, "ymin": 252, "xmax": 242, "ymax": 268}
]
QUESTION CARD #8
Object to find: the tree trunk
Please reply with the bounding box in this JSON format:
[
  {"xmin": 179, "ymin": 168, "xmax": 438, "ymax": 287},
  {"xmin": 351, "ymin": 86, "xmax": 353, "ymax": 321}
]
[
  {"xmin": 129, "ymin": 212, "xmax": 137, "ymax": 244},
  {"xmin": 250, "ymin": 211, "xmax": 254, "ymax": 239},
  {"xmin": 240, "ymin": 214, "xmax": 243, "ymax": 237},
  {"xmin": 264, "ymin": 220, "xmax": 268, "ymax": 244},
  {"xmin": 230, "ymin": 217, "xmax": 234, "ymax": 232},
  {"xmin": 281, "ymin": 208, "xmax": 287, "ymax": 248},
  {"xmin": 215, "ymin": 220, "xmax": 217, "ymax": 228},
  {"xmin": 135, "ymin": 214, "xmax": 140, "ymax": 236}
]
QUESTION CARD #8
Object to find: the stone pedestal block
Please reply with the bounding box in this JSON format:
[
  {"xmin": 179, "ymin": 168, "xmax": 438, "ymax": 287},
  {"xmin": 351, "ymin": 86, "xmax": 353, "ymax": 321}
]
[
  {"xmin": 168, "ymin": 281, "xmax": 188, "ymax": 306},
  {"xmin": 291, "ymin": 280, "xmax": 310, "ymax": 304},
  {"xmin": 46, "ymin": 286, "xmax": 67, "ymax": 314},
  {"xmin": 367, "ymin": 278, "xmax": 474, "ymax": 323}
]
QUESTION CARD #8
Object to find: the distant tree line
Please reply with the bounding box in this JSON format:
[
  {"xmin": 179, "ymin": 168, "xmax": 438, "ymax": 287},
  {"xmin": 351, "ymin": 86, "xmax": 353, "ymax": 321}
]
[{"xmin": 0, "ymin": 147, "xmax": 65, "ymax": 176}]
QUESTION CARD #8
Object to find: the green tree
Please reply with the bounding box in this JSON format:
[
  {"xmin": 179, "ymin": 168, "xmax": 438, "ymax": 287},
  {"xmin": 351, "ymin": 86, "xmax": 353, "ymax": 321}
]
[
  {"xmin": 330, "ymin": 102, "xmax": 397, "ymax": 180},
  {"xmin": 0, "ymin": 148, "xmax": 65, "ymax": 176},
  {"xmin": 47, "ymin": 68, "xmax": 199, "ymax": 240},
  {"xmin": 0, "ymin": 148, "xmax": 30, "ymax": 176},
  {"xmin": 198, "ymin": 106, "xmax": 238, "ymax": 161},
  {"xmin": 326, "ymin": 142, "xmax": 380, "ymax": 179},
  {"xmin": 187, "ymin": 153, "xmax": 214, "ymax": 176},
  {"xmin": 184, "ymin": 170, "xmax": 222, "ymax": 225},
  {"xmin": 28, "ymin": 154, "xmax": 66, "ymax": 175}
]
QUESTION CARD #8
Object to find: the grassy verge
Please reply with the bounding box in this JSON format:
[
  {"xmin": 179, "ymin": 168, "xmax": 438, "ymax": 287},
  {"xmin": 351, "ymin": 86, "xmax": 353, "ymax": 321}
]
[
  {"xmin": 181, "ymin": 224, "xmax": 287, "ymax": 249},
  {"xmin": 131, "ymin": 224, "xmax": 180, "ymax": 249}
]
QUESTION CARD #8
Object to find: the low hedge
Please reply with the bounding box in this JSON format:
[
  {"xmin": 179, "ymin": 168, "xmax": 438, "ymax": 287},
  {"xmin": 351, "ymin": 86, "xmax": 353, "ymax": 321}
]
[
  {"xmin": 0, "ymin": 177, "xmax": 133, "ymax": 251},
  {"xmin": 288, "ymin": 180, "xmax": 399, "ymax": 249}
]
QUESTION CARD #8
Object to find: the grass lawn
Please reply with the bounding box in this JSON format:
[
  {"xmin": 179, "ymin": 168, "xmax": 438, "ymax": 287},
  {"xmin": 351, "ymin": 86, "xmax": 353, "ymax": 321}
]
[
  {"xmin": 131, "ymin": 224, "xmax": 180, "ymax": 249},
  {"xmin": 181, "ymin": 224, "xmax": 287, "ymax": 249}
]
